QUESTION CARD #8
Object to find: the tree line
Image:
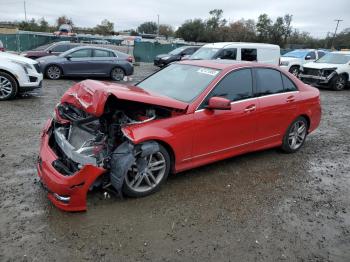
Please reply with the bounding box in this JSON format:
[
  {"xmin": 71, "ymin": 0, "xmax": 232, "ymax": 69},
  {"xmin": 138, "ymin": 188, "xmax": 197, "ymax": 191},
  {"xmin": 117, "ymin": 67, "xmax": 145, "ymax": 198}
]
[{"xmin": 3, "ymin": 11, "xmax": 349, "ymax": 49}]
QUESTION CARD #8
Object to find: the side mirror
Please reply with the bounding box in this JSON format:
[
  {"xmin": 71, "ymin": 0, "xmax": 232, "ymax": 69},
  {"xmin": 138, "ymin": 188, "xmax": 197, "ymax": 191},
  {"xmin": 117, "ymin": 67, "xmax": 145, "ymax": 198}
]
[
  {"xmin": 305, "ymin": 55, "xmax": 312, "ymax": 60},
  {"xmin": 66, "ymin": 55, "xmax": 72, "ymax": 60},
  {"xmin": 48, "ymin": 50, "xmax": 52, "ymax": 54},
  {"xmin": 206, "ymin": 97, "xmax": 231, "ymax": 110}
]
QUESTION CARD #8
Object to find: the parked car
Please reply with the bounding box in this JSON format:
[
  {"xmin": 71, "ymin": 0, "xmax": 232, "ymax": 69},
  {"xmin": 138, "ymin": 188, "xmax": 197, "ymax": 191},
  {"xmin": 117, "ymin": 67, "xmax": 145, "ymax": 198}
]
[
  {"xmin": 21, "ymin": 41, "xmax": 80, "ymax": 59},
  {"xmin": 91, "ymin": 39, "xmax": 111, "ymax": 45},
  {"xmin": 189, "ymin": 42, "xmax": 280, "ymax": 65},
  {"xmin": 0, "ymin": 40, "xmax": 5, "ymax": 52},
  {"xmin": 0, "ymin": 52, "xmax": 43, "ymax": 100},
  {"xmin": 37, "ymin": 46, "xmax": 134, "ymax": 81},
  {"xmin": 299, "ymin": 51, "xmax": 350, "ymax": 91},
  {"xmin": 280, "ymin": 49, "xmax": 328, "ymax": 76},
  {"xmin": 154, "ymin": 46, "xmax": 200, "ymax": 67},
  {"xmin": 37, "ymin": 60, "xmax": 321, "ymax": 211}
]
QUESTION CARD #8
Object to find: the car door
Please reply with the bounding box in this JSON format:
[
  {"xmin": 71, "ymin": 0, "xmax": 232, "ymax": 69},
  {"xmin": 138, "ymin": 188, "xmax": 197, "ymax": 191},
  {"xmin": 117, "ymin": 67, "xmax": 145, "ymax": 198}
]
[
  {"xmin": 62, "ymin": 48, "xmax": 93, "ymax": 75},
  {"xmin": 254, "ymin": 68, "xmax": 299, "ymax": 146},
  {"xmin": 192, "ymin": 68, "xmax": 258, "ymax": 161},
  {"xmin": 90, "ymin": 49, "xmax": 116, "ymax": 75}
]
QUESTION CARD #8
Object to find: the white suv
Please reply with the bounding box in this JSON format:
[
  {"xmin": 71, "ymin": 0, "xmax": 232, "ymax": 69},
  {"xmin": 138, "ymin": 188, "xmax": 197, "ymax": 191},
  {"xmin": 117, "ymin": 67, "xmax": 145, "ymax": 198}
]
[
  {"xmin": 280, "ymin": 49, "xmax": 327, "ymax": 76},
  {"xmin": 0, "ymin": 52, "xmax": 43, "ymax": 100},
  {"xmin": 299, "ymin": 51, "xmax": 350, "ymax": 91}
]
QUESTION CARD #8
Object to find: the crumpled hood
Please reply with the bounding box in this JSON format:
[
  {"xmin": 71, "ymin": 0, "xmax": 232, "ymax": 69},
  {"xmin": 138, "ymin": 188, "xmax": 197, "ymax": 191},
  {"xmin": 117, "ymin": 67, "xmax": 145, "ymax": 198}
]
[
  {"xmin": 303, "ymin": 62, "xmax": 339, "ymax": 70},
  {"xmin": 61, "ymin": 80, "xmax": 189, "ymax": 116}
]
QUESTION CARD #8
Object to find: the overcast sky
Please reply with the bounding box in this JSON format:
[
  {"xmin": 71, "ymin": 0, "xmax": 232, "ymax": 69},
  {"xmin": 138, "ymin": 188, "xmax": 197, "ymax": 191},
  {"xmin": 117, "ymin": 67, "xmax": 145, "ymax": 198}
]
[{"xmin": 0, "ymin": 0, "xmax": 349, "ymax": 38}]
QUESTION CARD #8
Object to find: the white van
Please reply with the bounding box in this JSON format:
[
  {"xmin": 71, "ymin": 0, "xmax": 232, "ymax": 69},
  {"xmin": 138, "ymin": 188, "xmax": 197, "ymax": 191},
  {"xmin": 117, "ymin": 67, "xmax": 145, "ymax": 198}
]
[{"xmin": 189, "ymin": 42, "xmax": 280, "ymax": 65}]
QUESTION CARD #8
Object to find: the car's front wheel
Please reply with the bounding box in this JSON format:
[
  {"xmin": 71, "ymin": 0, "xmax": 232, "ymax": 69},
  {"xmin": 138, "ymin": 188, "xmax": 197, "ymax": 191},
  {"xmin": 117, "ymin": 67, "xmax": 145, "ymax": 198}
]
[
  {"xmin": 289, "ymin": 66, "xmax": 300, "ymax": 77},
  {"xmin": 46, "ymin": 65, "xmax": 62, "ymax": 80},
  {"xmin": 0, "ymin": 72, "xmax": 18, "ymax": 101},
  {"xmin": 281, "ymin": 116, "xmax": 308, "ymax": 153},
  {"xmin": 122, "ymin": 142, "xmax": 170, "ymax": 197},
  {"xmin": 110, "ymin": 67, "xmax": 125, "ymax": 81},
  {"xmin": 331, "ymin": 74, "xmax": 347, "ymax": 91}
]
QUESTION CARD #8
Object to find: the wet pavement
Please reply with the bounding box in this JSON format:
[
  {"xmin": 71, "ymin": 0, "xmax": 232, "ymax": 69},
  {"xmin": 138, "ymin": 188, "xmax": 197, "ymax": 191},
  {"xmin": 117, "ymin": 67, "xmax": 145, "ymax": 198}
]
[{"xmin": 0, "ymin": 64, "xmax": 349, "ymax": 261}]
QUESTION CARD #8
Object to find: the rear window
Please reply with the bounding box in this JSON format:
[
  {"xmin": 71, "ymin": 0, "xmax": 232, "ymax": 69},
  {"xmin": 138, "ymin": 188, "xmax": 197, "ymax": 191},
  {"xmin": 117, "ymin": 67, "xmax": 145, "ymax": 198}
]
[
  {"xmin": 51, "ymin": 44, "xmax": 70, "ymax": 52},
  {"xmin": 281, "ymin": 74, "xmax": 298, "ymax": 92},
  {"xmin": 256, "ymin": 68, "xmax": 284, "ymax": 95}
]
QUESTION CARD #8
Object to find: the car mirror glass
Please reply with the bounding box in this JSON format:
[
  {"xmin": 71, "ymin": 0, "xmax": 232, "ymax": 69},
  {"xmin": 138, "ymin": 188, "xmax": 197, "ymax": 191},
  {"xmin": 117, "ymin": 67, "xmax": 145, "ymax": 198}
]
[{"xmin": 66, "ymin": 55, "xmax": 72, "ymax": 60}]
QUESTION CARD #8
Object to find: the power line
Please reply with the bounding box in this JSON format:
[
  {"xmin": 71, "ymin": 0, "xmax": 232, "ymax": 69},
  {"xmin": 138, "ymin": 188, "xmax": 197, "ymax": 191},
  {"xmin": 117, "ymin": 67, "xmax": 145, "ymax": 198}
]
[{"xmin": 331, "ymin": 19, "xmax": 343, "ymax": 49}]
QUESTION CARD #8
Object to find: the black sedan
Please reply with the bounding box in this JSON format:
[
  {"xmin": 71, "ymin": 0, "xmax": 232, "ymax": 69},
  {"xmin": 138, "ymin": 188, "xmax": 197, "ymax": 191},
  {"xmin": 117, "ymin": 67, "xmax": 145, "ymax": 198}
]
[
  {"xmin": 37, "ymin": 46, "xmax": 134, "ymax": 81},
  {"xmin": 154, "ymin": 46, "xmax": 200, "ymax": 67}
]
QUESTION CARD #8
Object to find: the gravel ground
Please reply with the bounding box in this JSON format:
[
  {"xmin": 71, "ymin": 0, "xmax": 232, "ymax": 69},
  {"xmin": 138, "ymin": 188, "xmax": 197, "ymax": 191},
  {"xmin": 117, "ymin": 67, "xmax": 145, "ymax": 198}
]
[{"xmin": 0, "ymin": 64, "xmax": 349, "ymax": 262}]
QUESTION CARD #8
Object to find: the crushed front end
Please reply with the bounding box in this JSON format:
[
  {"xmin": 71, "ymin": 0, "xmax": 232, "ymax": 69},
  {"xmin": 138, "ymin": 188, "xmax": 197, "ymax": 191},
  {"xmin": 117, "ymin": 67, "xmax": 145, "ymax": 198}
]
[
  {"xmin": 299, "ymin": 67, "xmax": 337, "ymax": 86},
  {"xmin": 37, "ymin": 92, "xmax": 176, "ymax": 211}
]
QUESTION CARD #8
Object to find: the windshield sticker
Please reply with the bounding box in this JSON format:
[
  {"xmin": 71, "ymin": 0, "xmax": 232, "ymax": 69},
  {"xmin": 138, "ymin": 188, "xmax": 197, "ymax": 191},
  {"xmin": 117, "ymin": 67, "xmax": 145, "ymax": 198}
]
[{"xmin": 197, "ymin": 68, "xmax": 219, "ymax": 76}]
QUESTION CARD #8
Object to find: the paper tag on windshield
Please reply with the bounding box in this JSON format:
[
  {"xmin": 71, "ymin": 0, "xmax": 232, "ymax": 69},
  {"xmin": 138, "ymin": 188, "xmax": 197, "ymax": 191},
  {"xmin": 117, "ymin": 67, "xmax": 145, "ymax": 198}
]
[{"xmin": 197, "ymin": 68, "xmax": 219, "ymax": 76}]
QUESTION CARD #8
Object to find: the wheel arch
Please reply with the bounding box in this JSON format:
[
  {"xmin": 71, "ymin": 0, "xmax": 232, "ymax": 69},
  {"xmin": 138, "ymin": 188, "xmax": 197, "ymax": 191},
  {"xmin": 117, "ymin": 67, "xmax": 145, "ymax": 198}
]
[
  {"xmin": 0, "ymin": 69, "xmax": 20, "ymax": 88},
  {"xmin": 299, "ymin": 114, "xmax": 311, "ymax": 132},
  {"xmin": 152, "ymin": 139, "xmax": 176, "ymax": 174}
]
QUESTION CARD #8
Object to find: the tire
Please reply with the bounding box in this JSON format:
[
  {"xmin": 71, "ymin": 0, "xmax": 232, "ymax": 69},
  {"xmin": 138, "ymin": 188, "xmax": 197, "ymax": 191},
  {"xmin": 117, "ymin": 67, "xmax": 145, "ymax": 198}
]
[
  {"xmin": 289, "ymin": 66, "xmax": 300, "ymax": 77},
  {"xmin": 110, "ymin": 67, "xmax": 125, "ymax": 81},
  {"xmin": 46, "ymin": 65, "xmax": 62, "ymax": 80},
  {"xmin": 281, "ymin": 116, "xmax": 308, "ymax": 153},
  {"xmin": 122, "ymin": 142, "xmax": 171, "ymax": 197},
  {"xmin": 330, "ymin": 74, "xmax": 347, "ymax": 91},
  {"xmin": 0, "ymin": 71, "xmax": 18, "ymax": 101}
]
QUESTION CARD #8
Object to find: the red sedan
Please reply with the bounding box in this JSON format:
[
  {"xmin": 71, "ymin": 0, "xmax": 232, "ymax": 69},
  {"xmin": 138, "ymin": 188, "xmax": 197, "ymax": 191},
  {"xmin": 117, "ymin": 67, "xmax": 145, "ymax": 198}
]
[{"xmin": 37, "ymin": 60, "xmax": 321, "ymax": 211}]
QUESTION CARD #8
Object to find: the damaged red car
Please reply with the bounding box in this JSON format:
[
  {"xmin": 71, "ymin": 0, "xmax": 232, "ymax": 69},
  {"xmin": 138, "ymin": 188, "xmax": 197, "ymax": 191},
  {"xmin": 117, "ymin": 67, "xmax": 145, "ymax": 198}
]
[{"xmin": 37, "ymin": 60, "xmax": 321, "ymax": 211}]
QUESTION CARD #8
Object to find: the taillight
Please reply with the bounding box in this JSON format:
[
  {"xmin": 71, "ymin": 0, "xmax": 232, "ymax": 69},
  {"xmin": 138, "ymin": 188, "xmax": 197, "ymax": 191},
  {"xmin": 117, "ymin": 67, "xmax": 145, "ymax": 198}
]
[{"xmin": 126, "ymin": 56, "xmax": 133, "ymax": 63}]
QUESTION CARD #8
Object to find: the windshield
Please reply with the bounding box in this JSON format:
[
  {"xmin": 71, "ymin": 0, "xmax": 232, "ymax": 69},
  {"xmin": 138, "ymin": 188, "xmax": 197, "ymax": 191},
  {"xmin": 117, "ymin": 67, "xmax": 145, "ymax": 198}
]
[
  {"xmin": 169, "ymin": 47, "xmax": 186, "ymax": 55},
  {"xmin": 283, "ymin": 50, "xmax": 309, "ymax": 58},
  {"xmin": 190, "ymin": 48, "xmax": 220, "ymax": 60},
  {"xmin": 315, "ymin": 53, "xmax": 350, "ymax": 64},
  {"xmin": 136, "ymin": 64, "xmax": 220, "ymax": 103}
]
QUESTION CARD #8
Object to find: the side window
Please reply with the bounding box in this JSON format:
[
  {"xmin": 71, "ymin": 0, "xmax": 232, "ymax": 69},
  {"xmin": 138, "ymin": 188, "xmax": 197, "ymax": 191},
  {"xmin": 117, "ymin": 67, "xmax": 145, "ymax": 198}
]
[
  {"xmin": 219, "ymin": 48, "xmax": 237, "ymax": 60},
  {"xmin": 306, "ymin": 51, "xmax": 316, "ymax": 60},
  {"xmin": 281, "ymin": 74, "xmax": 298, "ymax": 92},
  {"xmin": 317, "ymin": 51, "xmax": 326, "ymax": 59},
  {"xmin": 256, "ymin": 68, "xmax": 284, "ymax": 96},
  {"xmin": 202, "ymin": 69, "xmax": 253, "ymax": 107},
  {"xmin": 241, "ymin": 48, "xmax": 257, "ymax": 61},
  {"xmin": 69, "ymin": 49, "xmax": 92, "ymax": 58},
  {"xmin": 51, "ymin": 44, "xmax": 69, "ymax": 52},
  {"xmin": 94, "ymin": 49, "xmax": 114, "ymax": 57}
]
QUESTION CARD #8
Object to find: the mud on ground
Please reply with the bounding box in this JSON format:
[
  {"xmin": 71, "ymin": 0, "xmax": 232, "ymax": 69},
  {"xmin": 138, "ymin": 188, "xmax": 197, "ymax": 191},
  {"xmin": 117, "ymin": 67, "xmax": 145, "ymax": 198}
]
[{"xmin": 0, "ymin": 64, "xmax": 349, "ymax": 262}]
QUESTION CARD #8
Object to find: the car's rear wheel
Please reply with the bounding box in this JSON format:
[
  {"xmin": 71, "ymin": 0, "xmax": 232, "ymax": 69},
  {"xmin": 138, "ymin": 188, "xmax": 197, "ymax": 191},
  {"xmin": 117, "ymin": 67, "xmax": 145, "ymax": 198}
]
[
  {"xmin": 122, "ymin": 142, "xmax": 170, "ymax": 197},
  {"xmin": 331, "ymin": 74, "xmax": 347, "ymax": 91},
  {"xmin": 0, "ymin": 72, "xmax": 18, "ymax": 101},
  {"xmin": 281, "ymin": 116, "xmax": 308, "ymax": 153},
  {"xmin": 111, "ymin": 67, "xmax": 125, "ymax": 81},
  {"xmin": 289, "ymin": 66, "xmax": 300, "ymax": 77},
  {"xmin": 46, "ymin": 65, "xmax": 62, "ymax": 80}
]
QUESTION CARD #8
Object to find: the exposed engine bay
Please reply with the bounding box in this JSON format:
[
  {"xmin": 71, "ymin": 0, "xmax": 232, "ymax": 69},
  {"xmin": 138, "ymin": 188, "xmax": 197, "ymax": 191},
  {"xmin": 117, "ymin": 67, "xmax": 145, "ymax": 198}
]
[{"xmin": 48, "ymin": 98, "xmax": 175, "ymax": 196}]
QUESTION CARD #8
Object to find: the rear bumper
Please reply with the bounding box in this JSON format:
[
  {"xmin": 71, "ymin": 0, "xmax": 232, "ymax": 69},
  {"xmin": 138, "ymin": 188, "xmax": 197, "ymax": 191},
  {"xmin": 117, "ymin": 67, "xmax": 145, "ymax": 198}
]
[{"xmin": 37, "ymin": 119, "xmax": 106, "ymax": 212}]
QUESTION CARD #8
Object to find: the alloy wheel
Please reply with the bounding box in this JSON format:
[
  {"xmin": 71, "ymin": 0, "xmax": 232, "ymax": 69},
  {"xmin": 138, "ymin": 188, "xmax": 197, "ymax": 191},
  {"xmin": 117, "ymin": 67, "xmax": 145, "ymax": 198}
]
[
  {"xmin": 47, "ymin": 66, "xmax": 61, "ymax": 79},
  {"xmin": 111, "ymin": 68, "xmax": 125, "ymax": 81},
  {"xmin": 0, "ymin": 76, "xmax": 13, "ymax": 99},
  {"xmin": 288, "ymin": 120, "xmax": 307, "ymax": 150},
  {"xmin": 125, "ymin": 152, "xmax": 167, "ymax": 193},
  {"xmin": 335, "ymin": 77, "xmax": 346, "ymax": 90}
]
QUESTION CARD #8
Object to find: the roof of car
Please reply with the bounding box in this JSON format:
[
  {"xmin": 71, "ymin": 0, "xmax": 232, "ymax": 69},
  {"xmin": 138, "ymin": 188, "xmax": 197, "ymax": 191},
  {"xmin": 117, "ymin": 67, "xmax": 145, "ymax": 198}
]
[
  {"xmin": 201, "ymin": 42, "xmax": 279, "ymax": 49},
  {"xmin": 178, "ymin": 59, "xmax": 275, "ymax": 70},
  {"xmin": 332, "ymin": 51, "xmax": 350, "ymax": 55}
]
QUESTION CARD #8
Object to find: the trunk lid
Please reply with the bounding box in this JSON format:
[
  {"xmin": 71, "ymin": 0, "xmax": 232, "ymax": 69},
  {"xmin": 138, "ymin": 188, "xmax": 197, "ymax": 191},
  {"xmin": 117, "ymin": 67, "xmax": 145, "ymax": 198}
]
[{"xmin": 61, "ymin": 80, "xmax": 189, "ymax": 116}]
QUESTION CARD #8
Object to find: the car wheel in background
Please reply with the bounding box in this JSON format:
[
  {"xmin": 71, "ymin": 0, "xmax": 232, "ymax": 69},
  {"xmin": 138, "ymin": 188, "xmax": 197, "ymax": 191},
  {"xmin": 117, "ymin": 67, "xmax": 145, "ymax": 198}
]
[
  {"xmin": 46, "ymin": 65, "xmax": 62, "ymax": 80},
  {"xmin": 122, "ymin": 142, "xmax": 170, "ymax": 197},
  {"xmin": 110, "ymin": 67, "xmax": 125, "ymax": 81},
  {"xmin": 331, "ymin": 74, "xmax": 347, "ymax": 91},
  {"xmin": 281, "ymin": 116, "xmax": 308, "ymax": 153},
  {"xmin": 0, "ymin": 72, "xmax": 18, "ymax": 101},
  {"xmin": 289, "ymin": 66, "xmax": 300, "ymax": 77}
]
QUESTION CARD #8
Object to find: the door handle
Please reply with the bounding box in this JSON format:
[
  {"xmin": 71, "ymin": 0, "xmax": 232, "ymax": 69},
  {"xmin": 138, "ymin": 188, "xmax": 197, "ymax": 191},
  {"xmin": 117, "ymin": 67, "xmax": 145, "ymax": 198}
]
[
  {"xmin": 244, "ymin": 104, "xmax": 256, "ymax": 112},
  {"xmin": 286, "ymin": 95, "xmax": 295, "ymax": 102}
]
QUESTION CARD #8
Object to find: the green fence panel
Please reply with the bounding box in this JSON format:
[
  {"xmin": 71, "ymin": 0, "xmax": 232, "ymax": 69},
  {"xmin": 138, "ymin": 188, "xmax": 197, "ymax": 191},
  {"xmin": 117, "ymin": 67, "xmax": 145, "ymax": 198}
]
[{"xmin": 133, "ymin": 42, "xmax": 187, "ymax": 62}]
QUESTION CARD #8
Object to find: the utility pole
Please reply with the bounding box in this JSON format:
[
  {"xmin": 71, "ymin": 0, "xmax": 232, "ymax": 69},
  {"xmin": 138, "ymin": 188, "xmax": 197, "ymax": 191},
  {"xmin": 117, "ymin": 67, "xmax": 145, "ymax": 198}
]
[
  {"xmin": 331, "ymin": 19, "xmax": 343, "ymax": 50},
  {"xmin": 24, "ymin": 0, "xmax": 27, "ymax": 22},
  {"xmin": 157, "ymin": 14, "xmax": 160, "ymax": 37}
]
